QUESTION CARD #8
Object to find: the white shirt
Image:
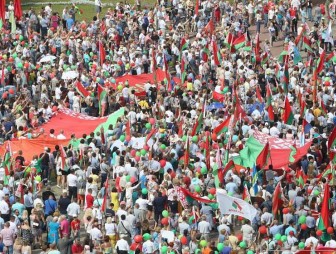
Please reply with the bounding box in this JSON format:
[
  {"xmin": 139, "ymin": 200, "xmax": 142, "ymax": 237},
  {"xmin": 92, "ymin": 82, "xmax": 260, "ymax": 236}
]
[
  {"xmin": 90, "ymin": 227, "xmax": 102, "ymax": 241},
  {"xmin": 142, "ymin": 240, "xmax": 155, "ymax": 254},
  {"xmin": 326, "ymin": 239, "xmax": 336, "ymax": 248},
  {"xmin": 270, "ymin": 126, "xmax": 280, "ymax": 137},
  {"xmin": 135, "ymin": 198, "xmax": 149, "ymax": 210},
  {"xmin": 57, "ymin": 133, "xmax": 67, "ymax": 140},
  {"xmin": 197, "ymin": 220, "xmax": 211, "ymax": 233},
  {"xmin": 305, "ymin": 236, "xmax": 318, "ymax": 247},
  {"xmin": 115, "ymin": 239, "xmax": 130, "ymax": 251},
  {"xmin": 105, "ymin": 223, "xmax": 117, "ymax": 235},
  {"xmin": 33, "ymin": 198, "xmax": 44, "ymax": 208},
  {"xmin": 0, "ymin": 200, "xmax": 9, "ymax": 214},
  {"xmin": 66, "ymin": 202, "xmax": 80, "ymax": 217},
  {"xmin": 67, "ymin": 174, "xmax": 78, "ymax": 187}
]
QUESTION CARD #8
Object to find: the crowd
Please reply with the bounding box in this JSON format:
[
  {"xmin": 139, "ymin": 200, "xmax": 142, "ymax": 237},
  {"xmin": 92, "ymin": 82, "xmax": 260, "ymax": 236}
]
[{"xmin": 0, "ymin": 0, "xmax": 334, "ymax": 253}]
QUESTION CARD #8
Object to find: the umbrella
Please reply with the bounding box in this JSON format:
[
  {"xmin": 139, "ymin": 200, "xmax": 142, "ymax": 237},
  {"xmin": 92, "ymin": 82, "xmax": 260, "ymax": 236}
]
[
  {"xmin": 61, "ymin": 71, "xmax": 79, "ymax": 80},
  {"xmin": 39, "ymin": 55, "xmax": 56, "ymax": 63},
  {"xmin": 206, "ymin": 102, "xmax": 224, "ymax": 111}
]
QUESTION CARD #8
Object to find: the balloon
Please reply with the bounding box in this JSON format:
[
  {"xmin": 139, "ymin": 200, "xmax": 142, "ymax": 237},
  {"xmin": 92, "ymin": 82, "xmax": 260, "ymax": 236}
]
[
  {"xmin": 301, "ymin": 224, "xmax": 307, "ymax": 230},
  {"xmin": 135, "ymin": 151, "xmax": 141, "ymax": 157},
  {"xmin": 247, "ymin": 251, "xmax": 254, "ymax": 254},
  {"xmin": 35, "ymin": 175, "xmax": 41, "ymax": 182},
  {"xmin": 141, "ymin": 188, "xmax": 148, "ymax": 195},
  {"xmin": 12, "ymin": 52, "xmax": 17, "ymax": 58},
  {"xmin": 194, "ymin": 185, "xmax": 201, "ymax": 193},
  {"xmin": 275, "ymin": 233, "xmax": 281, "ymax": 241},
  {"xmin": 160, "ymin": 160, "xmax": 166, "ymax": 168},
  {"xmin": 313, "ymin": 190, "xmax": 320, "ymax": 196},
  {"xmin": 327, "ymin": 227, "xmax": 334, "ymax": 234},
  {"xmin": 259, "ymin": 225, "xmax": 267, "ymax": 234},
  {"xmin": 24, "ymin": 62, "xmax": 29, "ymax": 68},
  {"xmin": 182, "ymin": 135, "xmax": 187, "ymax": 142},
  {"xmin": 130, "ymin": 176, "xmax": 136, "ymax": 183},
  {"xmin": 298, "ymin": 242, "xmax": 305, "ymax": 249},
  {"xmin": 281, "ymin": 235, "xmax": 287, "ymax": 242},
  {"xmin": 239, "ymin": 241, "xmax": 246, "ymax": 248},
  {"xmin": 192, "ymin": 136, "xmax": 198, "ymax": 142},
  {"xmin": 201, "ymin": 166, "xmax": 207, "ymax": 174},
  {"xmin": 160, "ymin": 144, "xmax": 166, "ymax": 150},
  {"xmin": 111, "ymin": 78, "xmax": 116, "ymax": 84},
  {"xmin": 8, "ymin": 88, "xmax": 14, "ymax": 95},
  {"xmin": 17, "ymin": 63, "xmax": 23, "ymax": 69},
  {"xmin": 19, "ymin": 35, "xmax": 23, "ymax": 41},
  {"xmin": 134, "ymin": 235, "xmax": 143, "ymax": 243},
  {"xmin": 211, "ymin": 133, "xmax": 217, "ymax": 141},
  {"xmin": 161, "ymin": 217, "xmax": 169, "ymax": 225},
  {"xmin": 209, "ymin": 188, "xmax": 216, "ymax": 195},
  {"xmin": 161, "ymin": 246, "xmax": 168, "ymax": 254},
  {"xmin": 126, "ymin": 135, "xmax": 131, "ymax": 142},
  {"xmin": 117, "ymin": 84, "xmax": 123, "ymax": 90},
  {"xmin": 237, "ymin": 234, "xmax": 243, "ymax": 242},
  {"xmin": 195, "ymin": 249, "xmax": 201, "ymax": 254},
  {"xmin": 298, "ymin": 215, "xmax": 306, "ymax": 224},
  {"xmin": 130, "ymin": 150, "xmax": 136, "ymax": 157},
  {"xmin": 200, "ymin": 240, "xmax": 207, "ymax": 247},
  {"xmin": 125, "ymin": 175, "xmax": 130, "ymax": 182},
  {"xmin": 2, "ymin": 92, "xmax": 8, "ymax": 99},
  {"xmin": 145, "ymin": 123, "xmax": 152, "ymax": 129},
  {"xmin": 135, "ymin": 156, "xmax": 140, "ymax": 162},
  {"xmin": 180, "ymin": 236, "xmax": 187, "ymax": 245},
  {"xmin": 208, "ymin": 194, "xmax": 214, "ymax": 200},
  {"xmin": 217, "ymin": 243, "xmax": 224, "ymax": 251},
  {"xmin": 162, "ymin": 210, "xmax": 169, "ymax": 218},
  {"xmin": 283, "ymin": 208, "xmax": 289, "ymax": 214},
  {"xmin": 140, "ymin": 149, "xmax": 147, "ymax": 156},
  {"xmin": 149, "ymin": 118, "xmax": 155, "ymax": 125},
  {"xmin": 120, "ymin": 135, "xmax": 125, "ymax": 142},
  {"xmin": 232, "ymin": 135, "xmax": 238, "ymax": 143},
  {"xmin": 143, "ymin": 233, "xmax": 151, "ymax": 241},
  {"xmin": 316, "ymin": 230, "xmax": 323, "ymax": 236}
]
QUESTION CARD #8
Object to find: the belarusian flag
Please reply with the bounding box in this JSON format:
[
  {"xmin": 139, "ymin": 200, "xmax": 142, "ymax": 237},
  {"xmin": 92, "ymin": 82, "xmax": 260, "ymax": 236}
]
[
  {"xmin": 99, "ymin": 41, "xmax": 106, "ymax": 66},
  {"xmin": 163, "ymin": 54, "xmax": 172, "ymax": 91},
  {"xmin": 213, "ymin": 91, "xmax": 225, "ymax": 102},
  {"xmin": 283, "ymin": 63, "xmax": 289, "ymax": 93},
  {"xmin": 180, "ymin": 37, "xmax": 188, "ymax": 52},
  {"xmin": 145, "ymin": 128, "xmax": 157, "ymax": 143},
  {"xmin": 181, "ymin": 57, "xmax": 187, "ymax": 84},
  {"xmin": 272, "ymin": 182, "xmax": 283, "ymax": 219},
  {"xmin": 152, "ymin": 49, "xmax": 157, "ymax": 82},
  {"xmin": 315, "ymin": 48, "xmax": 326, "ymax": 74},
  {"xmin": 75, "ymin": 81, "xmax": 89, "ymax": 98},
  {"xmin": 317, "ymin": 164, "xmax": 332, "ymax": 180},
  {"xmin": 204, "ymin": 19, "xmax": 215, "ymax": 34},
  {"xmin": 255, "ymin": 85, "xmax": 263, "ymax": 103},
  {"xmin": 326, "ymin": 51, "xmax": 335, "ymax": 62},
  {"xmin": 204, "ymin": 132, "xmax": 210, "ymax": 171},
  {"xmin": 256, "ymin": 142, "xmax": 270, "ymax": 169},
  {"xmin": 296, "ymin": 169, "xmax": 307, "ymax": 188},
  {"xmin": 294, "ymin": 25, "xmax": 306, "ymax": 45},
  {"xmin": 191, "ymin": 102, "xmax": 205, "ymax": 136},
  {"xmin": 212, "ymin": 41, "xmax": 221, "ymax": 66},
  {"xmin": 300, "ymin": 99, "xmax": 307, "ymax": 117},
  {"xmin": 101, "ymin": 177, "xmax": 109, "ymax": 212},
  {"xmin": 225, "ymin": 32, "xmax": 235, "ymax": 53},
  {"xmin": 302, "ymin": 119, "xmax": 312, "ymax": 134},
  {"xmin": 327, "ymin": 128, "xmax": 336, "ymax": 151},
  {"xmin": 278, "ymin": 50, "xmax": 289, "ymax": 62},
  {"xmin": 97, "ymin": 84, "xmax": 107, "ymax": 116},
  {"xmin": 213, "ymin": 116, "xmax": 231, "ymax": 135},
  {"xmin": 283, "ymin": 97, "xmax": 294, "ymax": 125},
  {"xmin": 254, "ymin": 33, "xmax": 260, "ymax": 58},
  {"xmin": 217, "ymin": 160, "xmax": 235, "ymax": 185},
  {"xmin": 317, "ymin": 183, "xmax": 330, "ymax": 231},
  {"xmin": 266, "ymin": 83, "xmax": 274, "ymax": 122},
  {"xmin": 242, "ymin": 183, "xmax": 251, "ymax": 203},
  {"xmin": 177, "ymin": 186, "xmax": 215, "ymax": 206},
  {"xmin": 261, "ymin": 52, "xmax": 269, "ymax": 65},
  {"xmin": 302, "ymin": 36, "xmax": 313, "ymax": 52},
  {"xmin": 321, "ymin": 99, "xmax": 328, "ymax": 116},
  {"xmin": 2, "ymin": 143, "xmax": 12, "ymax": 184},
  {"xmin": 233, "ymin": 33, "xmax": 246, "ymax": 49},
  {"xmin": 202, "ymin": 44, "xmax": 210, "ymax": 62},
  {"xmin": 184, "ymin": 136, "xmax": 190, "ymax": 169}
]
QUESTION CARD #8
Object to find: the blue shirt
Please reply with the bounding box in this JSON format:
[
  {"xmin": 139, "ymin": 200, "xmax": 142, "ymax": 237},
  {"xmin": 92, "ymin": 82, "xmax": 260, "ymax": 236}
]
[
  {"xmin": 11, "ymin": 203, "xmax": 25, "ymax": 216},
  {"xmin": 44, "ymin": 198, "xmax": 57, "ymax": 216},
  {"xmin": 140, "ymin": 175, "xmax": 147, "ymax": 189},
  {"xmin": 285, "ymin": 226, "xmax": 297, "ymax": 235},
  {"xmin": 66, "ymin": 18, "xmax": 74, "ymax": 30}
]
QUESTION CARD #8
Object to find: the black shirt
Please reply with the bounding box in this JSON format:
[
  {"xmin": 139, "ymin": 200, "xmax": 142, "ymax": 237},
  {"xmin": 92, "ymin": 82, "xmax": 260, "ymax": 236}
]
[
  {"xmin": 58, "ymin": 196, "xmax": 71, "ymax": 214},
  {"xmin": 42, "ymin": 190, "xmax": 56, "ymax": 201}
]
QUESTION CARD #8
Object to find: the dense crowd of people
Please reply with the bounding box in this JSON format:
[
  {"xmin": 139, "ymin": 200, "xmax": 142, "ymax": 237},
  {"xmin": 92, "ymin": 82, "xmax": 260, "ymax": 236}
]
[{"xmin": 0, "ymin": 0, "xmax": 334, "ymax": 253}]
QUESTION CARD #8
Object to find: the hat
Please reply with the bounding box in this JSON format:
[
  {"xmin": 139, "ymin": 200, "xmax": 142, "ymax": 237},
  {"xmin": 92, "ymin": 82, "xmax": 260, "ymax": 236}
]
[{"xmin": 62, "ymin": 190, "xmax": 67, "ymax": 194}]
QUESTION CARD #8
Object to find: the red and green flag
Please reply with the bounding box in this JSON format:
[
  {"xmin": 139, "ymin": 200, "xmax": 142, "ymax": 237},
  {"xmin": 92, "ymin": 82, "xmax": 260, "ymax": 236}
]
[
  {"xmin": 315, "ymin": 48, "xmax": 326, "ymax": 75},
  {"xmin": 317, "ymin": 183, "xmax": 330, "ymax": 232},
  {"xmin": 283, "ymin": 97, "xmax": 294, "ymax": 125},
  {"xmin": 184, "ymin": 136, "xmax": 190, "ymax": 169},
  {"xmin": 233, "ymin": 33, "xmax": 246, "ymax": 50},
  {"xmin": 326, "ymin": 51, "xmax": 335, "ymax": 62},
  {"xmin": 266, "ymin": 83, "xmax": 274, "ymax": 122},
  {"xmin": 296, "ymin": 169, "xmax": 307, "ymax": 188},
  {"xmin": 278, "ymin": 50, "xmax": 289, "ymax": 63},
  {"xmin": 101, "ymin": 177, "xmax": 109, "ymax": 212},
  {"xmin": 272, "ymin": 182, "xmax": 283, "ymax": 219},
  {"xmin": 177, "ymin": 186, "xmax": 216, "ymax": 206},
  {"xmin": 213, "ymin": 116, "xmax": 231, "ymax": 135},
  {"xmin": 261, "ymin": 52, "xmax": 269, "ymax": 65},
  {"xmin": 204, "ymin": 19, "xmax": 215, "ymax": 35},
  {"xmin": 256, "ymin": 142, "xmax": 270, "ymax": 169},
  {"xmin": 294, "ymin": 25, "xmax": 306, "ymax": 45},
  {"xmin": 202, "ymin": 44, "xmax": 210, "ymax": 62},
  {"xmin": 321, "ymin": 98, "xmax": 328, "ymax": 116},
  {"xmin": 152, "ymin": 49, "xmax": 157, "ymax": 83},
  {"xmin": 99, "ymin": 41, "xmax": 106, "ymax": 66},
  {"xmin": 75, "ymin": 81, "xmax": 89, "ymax": 98},
  {"xmin": 242, "ymin": 183, "xmax": 251, "ymax": 203},
  {"xmin": 191, "ymin": 102, "xmax": 205, "ymax": 136},
  {"xmin": 256, "ymin": 85, "xmax": 263, "ymax": 103},
  {"xmin": 163, "ymin": 54, "xmax": 172, "ymax": 92},
  {"xmin": 2, "ymin": 143, "xmax": 12, "ymax": 184},
  {"xmin": 225, "ymin": 32, "xmax": 235, "ymax": 53},
  {"xmin": 302, "ymin": 36, "xmax": 313, "ymax": 52},
  {"xmin": 181, "ymin": 57, "xmax": 187, "ymax": 84},
  {"xmin": 327, "ymin": 127, "xmax": 336, "ymax": 152},
  {"xmin": 217, "ymin": 160, "xmax": 235, "ymax": 185},
  {"xmin": 212, "ymin": 41, "xmax": 222, "ymax": 66}
]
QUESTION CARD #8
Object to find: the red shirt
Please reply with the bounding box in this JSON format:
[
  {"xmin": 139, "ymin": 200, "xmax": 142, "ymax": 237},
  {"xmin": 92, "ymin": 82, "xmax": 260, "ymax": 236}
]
[
  {"xmin": 289, "ymin": 8, "xmax": 297, "ymax": 18},
  {"xmin": 86, "ymin": 194, "xmax": 94, "ymax": 208},
  {"xmin": 71, "ymin": 219, "xmax": 81, "ymax": 231},
  {"xmin": 72, "ymin": 243, "xmax": 84, "ymax": 254}
]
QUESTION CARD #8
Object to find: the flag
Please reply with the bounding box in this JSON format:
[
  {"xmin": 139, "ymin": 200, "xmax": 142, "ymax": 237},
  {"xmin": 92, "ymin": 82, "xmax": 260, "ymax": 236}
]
[
  {"xmin": 151, "ymin": 49, "xmax": 157, "ymax": 83},
  {"xmin": 60, "ymin": 145, "xmax": 67, "ymax": 170},
  {"xmin": 254, "ymin": 33, "xmax": 260, "ymax": 58},
  {"xmin": 180, "ymin": 37, "xmax": 188, "ymax": 52},
  {"xmin": 266, "ymin": 83, "xmax": 274, "ymax": 122},
  {"xmin": 315, "ymin": 48, "xmax": 326, "ymax": 75},
  {"xmin": 75, "ymin": 81, "xmax": 89, "ymax": 98},
  {"xmin": 300, "ymin": 99, "xmax": 307, "ymax": 117},
  {"xmin": 177, "ymin": 119, "xmax": 183, "ymax": 137},
  {"xmin": 294, "ymin": 25, "xmax": 306, "ymax": 45},
  {"xmin": 191, "ymin": 103, "xmax": 205, "ymax": 136},
  {"xmin": 213, "ymin": 91, "xmax": 225, "ymax": 102},
  {"xmin": 272, "ymin": 182, "xmax": 282, "ymax": 218},
  {"xmin": 101, "ymin": 177, "xmax": 109, "ymax": 212},
  {"xmin": 302, "ymin": 119, "xmax": 312, "ymax": 134},
  {"xmin": 283, "ymin": 63, "xmax": 289, "ymax": 93},
  {"xmin": 181, "ymin": 57, "xmax": 187, "ymax": 84},
  {"xmin": 328, "ymin": 128, "xmax": 336, "ymax": 151},
  {"xmin": 213, "ymin": 116, "xmax": 231, "ymax": 135},
  {"xmin": 283, "ymin": 97, "xmax": 294, "ymax": 125},
  {"xmin": 125, "ymin": 120, "xmax": 131, "ymax": 138},
  {"xmin": 2, "ymin": 143, "xmax": 12, "ymax": 177},
  {"xmin": 261, "ymin": 52, "xmax": 269, "ymax": 65},
  {"xmin": 225, "ymin": 32, "xmax": 235, "ymax": 53},
  {"xmin": 98, "ymin": 41, "xmax": 106, "ymax": 66},
  {"xmin": 217, "ymin": 160, "xmax": 235, "ymax": 185},
  {"xmin": 317, "ymin": 164, "xmax": 332, "ymax": 180},
  {"xmin": 216, "ymin": 189, "xmax": 258, "ymax": 221},
  {"xmin": 204, "ymin": 19, "xmax": 215, "ymax": 34},
  {"xmin": 195, "ymin": 0, "xmax": 199, "ymax": 15},
  {"xmin": 14, "ymin": 0, "xmax": 22, "ymax": 20},
  {"xmin": 163, "ymin": 54, "xmax": 172, "ymax": 92},
  {"xmin": 145, "ymin": 128, "xmax": 157, "ymax": 143},
  {"xmin": 178, "ymin": 186, "xmax": 215, "ymax": 205},
  {"xmin": 0, "ymin": 0, "xmax": 5, "ymax": 22},
  {"xmin": 184, "ymin": 136, "xmax": 190, "ymax": 169},
  {"xmin": 97, "ymin": 85, "xmax": 107, "ymax": 116},
  {"xmin": 305, "ymin": 56, "xmax": 312, "ymax": 68},
  {"xmin": 242, "ymin": 184, "xmax": 251, "ymax": 203},
  {"xmin": 302, "ymin": 36, "xmax": 313, "ymax": 52},
  {"xmin": 256, "ymin": 142, "xmax": 270, "ymax": 169},
  {"xmin": 233, "ymin": 33, "xmax": 246, "ymax": 49},
  {"xmin": 255, "ymin": 85, "xmax": 263, "ymax": 103},
  {"xmin": 204, "ymin": 132, "xmax": 210, "ymax": 171},
  {"xmin": 252, "ymin": 165, "xmax": 259, "ymax": 194},
  {"xmin": 296, "ymin": 169, "xmax": 307, "ymax": 188},
  {"xmin": 326, "ymin": 51, "xmax": 335, "ymax": 62},
  {"xmin": 278, "ymin": 50, "xmax": 289, "ymax": 62},
  {"xmin": 202, "ymin": 44, "xmax": 210, "ymax": 62},
  {"xmin": 293, "ymin": 45, "xmax": 302, "ymax": 65},
  {"xmin": 321, "ymin": 99, "xmax": 328, "ymax": 116},
  {"xmin": 213, "ymin": 41, "xmax": 221, "ymax": 66},
  {"xmin": 317, "ymin": 183, "xmax": 330, "ymax": 231}
]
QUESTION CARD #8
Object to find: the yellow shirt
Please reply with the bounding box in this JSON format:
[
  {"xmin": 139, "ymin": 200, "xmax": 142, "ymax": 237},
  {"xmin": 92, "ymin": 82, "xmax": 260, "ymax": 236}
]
[
  {"xmin": 187, "ymin": 82, "xmax": 193, "ymax": 91},
  {"xmin": 89, "ymin": 174, "xmax": 99, "ymax": 185}
]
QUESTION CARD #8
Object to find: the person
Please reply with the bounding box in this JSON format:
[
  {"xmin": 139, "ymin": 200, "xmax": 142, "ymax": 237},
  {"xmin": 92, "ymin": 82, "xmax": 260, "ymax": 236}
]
[
  {"xmin": 44, "ymin": 195, "xmax": 57, "ymax": 218},
  {"xmin": 0, "ymin": 222, "xmax": 15, "ymax": 254},
  {"xmin": 95, "ymin": 0, "xmax": 102, "ymax": 18},
  {"xmin": 71, "ymin": 238, "xmax": 84, "ymax": 254},
  {"xmin": 57, "ymin": 233, "xmax": 74, "ymax": 254},
  {"xmin": 48, "ymin": 217, "xmax": 60, "ymax": 244},
  {"xmin": 58, "ymin": 190, "xmax": 71, "ymax": 215},
  {"xmin": 115, "ymin": 235, "xmax": 130, "ymax": 254},
  {"xmin": 47, "ymin": 243, "xmax": 61, "ymax": 254}
]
